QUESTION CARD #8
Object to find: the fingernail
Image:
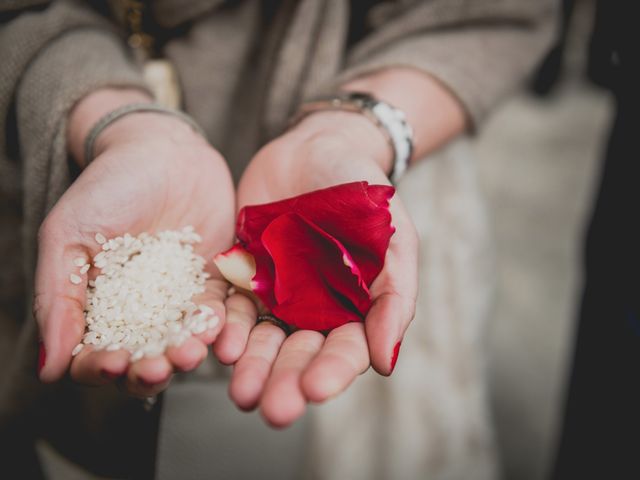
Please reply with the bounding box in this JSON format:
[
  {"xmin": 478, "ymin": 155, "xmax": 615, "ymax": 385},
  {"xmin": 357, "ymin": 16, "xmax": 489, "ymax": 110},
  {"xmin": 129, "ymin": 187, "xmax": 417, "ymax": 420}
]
[
  {"xmin": 37, "ymin": 341, "xmax": 46, "ymax": 376},
  {"xmin": 138, "ymin": 377, "xmax": 153, "ymax": 387},
  {"xmin": 177, "ymin": 357, "xmax": 204, "ymax": 373},
  {"xmin": 138, "ymin": 376, "xmax": 168, "ymax": 387},
  {"xmin": 390, "ymin": 341, "xmax": 402, "ymax": 373},
  {"xmin": 100, "ymin": 369, "xmax": 120, "ymax": 380}
]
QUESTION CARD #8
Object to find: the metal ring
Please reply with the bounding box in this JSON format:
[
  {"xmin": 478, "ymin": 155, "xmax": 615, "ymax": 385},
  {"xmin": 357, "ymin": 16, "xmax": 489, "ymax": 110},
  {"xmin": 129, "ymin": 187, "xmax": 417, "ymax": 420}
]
[{"xmin": 256, "ymin": 314, "xmax": 292, "ymax": 336}]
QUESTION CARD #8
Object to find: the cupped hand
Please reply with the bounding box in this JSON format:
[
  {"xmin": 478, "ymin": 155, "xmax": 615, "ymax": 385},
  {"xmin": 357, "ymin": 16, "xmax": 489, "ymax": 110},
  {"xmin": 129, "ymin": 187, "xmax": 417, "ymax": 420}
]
[
  {"xmin": 36, "ymin": 112, "xmax": 235, "ymax": 397},
  {"xmin": 214, "ymin": 111, "xmax": 418, "ymax": 427}
]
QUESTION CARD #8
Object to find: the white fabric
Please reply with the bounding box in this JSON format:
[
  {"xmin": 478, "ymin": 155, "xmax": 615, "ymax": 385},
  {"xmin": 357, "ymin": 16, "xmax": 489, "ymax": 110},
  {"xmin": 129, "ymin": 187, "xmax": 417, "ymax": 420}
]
[{"xmin": 305, "ymin": 137, "xmax": 497, "ymax": 480}]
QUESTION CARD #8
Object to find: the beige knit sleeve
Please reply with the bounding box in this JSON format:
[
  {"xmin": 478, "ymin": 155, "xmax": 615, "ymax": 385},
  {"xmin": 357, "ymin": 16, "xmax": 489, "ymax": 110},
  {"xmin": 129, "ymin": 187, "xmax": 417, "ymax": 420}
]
[
  {"xmin": 336, "ymin": 0, "xmax": 556, "ymax": 128},
  {"xmin": 0, "ymin": 0, "xmax": 151, "ymax": 272},
  {"xmin": 17, "ymin": 29, "xmax": 152, "ymax": 202},
  {"xmin": 1, "ymin": 0, "xmax": 150, "ymax": 169}
]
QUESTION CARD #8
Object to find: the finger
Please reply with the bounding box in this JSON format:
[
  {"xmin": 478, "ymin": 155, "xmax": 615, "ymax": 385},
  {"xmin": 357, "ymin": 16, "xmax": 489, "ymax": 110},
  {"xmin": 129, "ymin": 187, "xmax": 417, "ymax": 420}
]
[
  {"xmin": 259, "ymin": 330, "xmax": 324, "ymax": 428},
  {"xmin": 365, "ymin": 291, "xmax": 412, "ymax": 376},
  {"xmin": 70, "ymin": 346, "xmax": 130, "ymax": 385},
  {"xmin": 366, "ymin": 200, "xmax": 418, "ymax": 375},
  {"xmin": 301, "ymin": 322, "xmax": 369, "ymax": 403},
  {"xmin": 191, "ymin": 278, "xmax": 227, "ymax": 345},
  {"xmin": 35, "ymin": 214, "xmax": 94, "ymax": 382},
  {"xmin": 119, "ymin": 376, "xmax": 172, "ymax": 399},
  {"xmin": 165, "ymin": 336, "xmax": 208, "ymax": 372},
  {"xmin": 228, "ymin": 322, "xmax": 286, "ymax": 411},
  {"xmin": 123, "ymin": 356, "xmax": 173, "ymax": 397},
  {"xmin": 213, "ymin": 293, "xmax": 257, "ymax": 364}
]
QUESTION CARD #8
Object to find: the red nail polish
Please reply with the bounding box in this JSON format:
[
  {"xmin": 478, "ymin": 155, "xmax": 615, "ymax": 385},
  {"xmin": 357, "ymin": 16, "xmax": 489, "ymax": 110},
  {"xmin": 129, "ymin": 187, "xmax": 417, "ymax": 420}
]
[
  {"xmin": 390, "ymin": 341, "xmax": 402, "ymax": 373},
  {"xmin": 138, "ymin": 377, "xmax": 167, "ymax": 387},
  {"xmin": 100, "ymin": 369, "xmax": 120, "ymax": 380},
  {"xmin": 37, "ymin": 341, "xmax": 46, "ymax": 376}
]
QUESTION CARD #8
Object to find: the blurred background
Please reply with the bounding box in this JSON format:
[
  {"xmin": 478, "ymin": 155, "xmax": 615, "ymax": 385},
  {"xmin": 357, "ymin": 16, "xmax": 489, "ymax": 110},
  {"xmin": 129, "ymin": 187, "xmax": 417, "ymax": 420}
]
[
  {"xmin": 474, "ymin": 0, "xmax": 612, "ymax": 478},
  {"xmin": 34, "ymin": 0, "xmax": 614, "ymax": 478}
]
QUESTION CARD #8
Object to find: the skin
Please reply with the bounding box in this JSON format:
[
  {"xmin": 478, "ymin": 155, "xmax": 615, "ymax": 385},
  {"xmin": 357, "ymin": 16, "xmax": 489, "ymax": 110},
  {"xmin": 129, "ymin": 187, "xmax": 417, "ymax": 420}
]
[
  {"xmin": 217, "ymin": 68, "xmax": 467, "ymax": 427},
  {"xmin": 36, "ymin": 89, "xmax": 235, "ymax": 397},
  {"xmin": 37, "ymin": 67, "xmax": 466, "ymax": 419}
]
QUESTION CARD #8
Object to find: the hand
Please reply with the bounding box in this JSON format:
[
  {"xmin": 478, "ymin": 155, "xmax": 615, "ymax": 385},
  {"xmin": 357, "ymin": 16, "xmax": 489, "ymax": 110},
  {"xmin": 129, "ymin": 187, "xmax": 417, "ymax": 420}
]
[
  {"xmin": 214, "ymin": 111, "xmax": 418, "ymax": 427},
  {"xmin": 36, "ymin": 104, "xmax": 235, "ymax": 398}
]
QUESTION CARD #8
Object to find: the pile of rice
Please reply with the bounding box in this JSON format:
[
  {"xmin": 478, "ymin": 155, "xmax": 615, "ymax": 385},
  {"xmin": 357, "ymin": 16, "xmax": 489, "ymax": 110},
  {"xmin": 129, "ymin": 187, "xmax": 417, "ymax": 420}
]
[{"xmin": 70, "ymin": 226, "xmax": 218, "ymax": 362}]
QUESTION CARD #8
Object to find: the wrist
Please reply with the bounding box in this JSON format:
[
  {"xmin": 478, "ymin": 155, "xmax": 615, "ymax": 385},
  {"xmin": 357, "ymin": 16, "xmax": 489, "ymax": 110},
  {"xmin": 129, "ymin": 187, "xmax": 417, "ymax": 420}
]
[
  {"xmin": 286, "ymin": 110, "xmax": 394, "ymax": 174},
  {"xmin": 341, "ymin": 68, "xmax": 468, "ymax": 160},
  {"xmin": 67, "ymin": 87, "xmax": 153, "ymax": 166},
  {"xmin": 93, "ymin": 110, "xmax": 208, "ymax": 159}
]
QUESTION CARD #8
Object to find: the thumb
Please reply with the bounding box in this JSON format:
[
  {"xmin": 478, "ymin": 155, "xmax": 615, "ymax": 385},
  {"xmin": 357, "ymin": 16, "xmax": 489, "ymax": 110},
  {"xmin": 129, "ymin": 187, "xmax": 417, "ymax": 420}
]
[
  {"xmin": 35, "ymin": 215, "xmax": 90, "ymax": 382},
  {"xmin": 365, "ymin": 201, "xmax": 418, "ymax": 375}
]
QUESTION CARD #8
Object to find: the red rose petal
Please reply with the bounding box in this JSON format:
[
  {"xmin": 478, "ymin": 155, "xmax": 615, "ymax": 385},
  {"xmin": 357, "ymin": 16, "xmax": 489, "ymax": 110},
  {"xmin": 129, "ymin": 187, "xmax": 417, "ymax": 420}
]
[
  {"xmin": 261, "ymin": 213, "xmax": 371, "ymax": 330},
  {"xmin": 271, "ymin": 212, "xmax": 371, "ymax": 313},
  {"xmin": 222, "ymin": 182, "xmax": 396, "ymax": 331},
  {"xmin": 238, "ymin": 181, "xmax": 395, "ymax": 285},
  {"xmin": 213, "ymin": 244, "xmax": 256, "ymax": 291},
  {"xmin": 251, "ymin": 254, "xmax": 277, "ymax": 310}
]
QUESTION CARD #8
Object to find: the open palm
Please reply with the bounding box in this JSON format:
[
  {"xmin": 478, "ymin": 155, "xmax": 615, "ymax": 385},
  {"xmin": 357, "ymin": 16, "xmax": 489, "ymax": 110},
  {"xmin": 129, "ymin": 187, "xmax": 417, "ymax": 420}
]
[
  {"xmin": 36, "ymin": 117, "xmax": 235, "ymax": 397},
  {"xmin": 214, "ymin": 114, "xmax": 418, "ymax": 427}
]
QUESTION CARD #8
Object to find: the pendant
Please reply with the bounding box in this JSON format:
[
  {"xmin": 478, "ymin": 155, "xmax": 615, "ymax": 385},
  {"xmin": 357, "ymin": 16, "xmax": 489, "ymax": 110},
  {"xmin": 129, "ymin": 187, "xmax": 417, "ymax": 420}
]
[{"xmin": 143, "ymin": 59, "xmax": 182, "ymax": 109}]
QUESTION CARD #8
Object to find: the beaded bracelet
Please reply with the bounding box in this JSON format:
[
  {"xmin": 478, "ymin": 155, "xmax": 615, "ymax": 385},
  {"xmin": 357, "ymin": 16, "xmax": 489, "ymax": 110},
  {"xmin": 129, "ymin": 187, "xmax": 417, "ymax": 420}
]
[{"xmin": 83, "ymin": 103, "xmax": 206, "ymax": 164}]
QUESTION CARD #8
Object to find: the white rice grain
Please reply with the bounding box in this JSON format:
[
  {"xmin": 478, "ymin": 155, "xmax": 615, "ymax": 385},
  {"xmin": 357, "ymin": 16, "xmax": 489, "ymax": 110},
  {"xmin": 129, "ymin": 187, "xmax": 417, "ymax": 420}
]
[
  {"xmin": 80, "ymin": 227, "xmax": 209, "ymax": 363},
  {"xmin": 71, "ymin": 343, "xmax": 84, "ymax": 356}
]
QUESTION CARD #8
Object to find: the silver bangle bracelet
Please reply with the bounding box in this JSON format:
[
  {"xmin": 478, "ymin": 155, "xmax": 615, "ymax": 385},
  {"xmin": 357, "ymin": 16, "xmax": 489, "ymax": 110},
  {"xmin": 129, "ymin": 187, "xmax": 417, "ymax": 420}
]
[{"xmin": 83, "ymin": 103, "xmax": 206, "ymax": 164}]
